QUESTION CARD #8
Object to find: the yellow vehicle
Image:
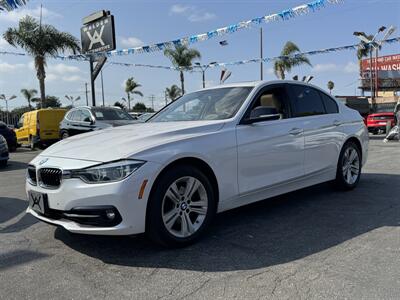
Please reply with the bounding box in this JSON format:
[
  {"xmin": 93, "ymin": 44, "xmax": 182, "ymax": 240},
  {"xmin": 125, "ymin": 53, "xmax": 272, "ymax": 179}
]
[{"xmin": 15, "ymin": 109, "xmax": 67, "ymax": 149}]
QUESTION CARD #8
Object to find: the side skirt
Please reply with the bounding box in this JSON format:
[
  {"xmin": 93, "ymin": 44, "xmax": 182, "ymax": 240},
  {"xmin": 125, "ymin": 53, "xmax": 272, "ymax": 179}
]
[{"xmin": 218, "ymin": 168, "xmax": 336, "ymax": 213}]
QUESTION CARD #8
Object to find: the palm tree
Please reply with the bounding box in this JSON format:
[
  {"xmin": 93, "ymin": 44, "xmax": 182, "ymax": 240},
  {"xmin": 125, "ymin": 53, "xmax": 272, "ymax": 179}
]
[
  {"xmin": 65, "ymin": 95, "xmax": 81, "ymax": 107},
  {"xmin": 20, "ymin": 88, "xmax": 38, "ymax": 109},
  {"xmin": 164, "ymin": 45, "xmax": 201, "ymax": 94},
  {"xmin": 327, "ymin": 81, "xmax": 335, "ymax": 94},
  {"xmin": 124, "ymin": 77, "xmax": 143, "ymax": 111},
  {"xmin": 356, "ymin": 34, "xmax": 374, "ymax": 77},
  {"xmin": 273, "ymin": 41, "xmax": 312, "ymax": 80},
  {"xmin": 165, "ymin": 84, "xmax": 182, "ymax": 102},
  {"xmin": 3, "ymin": 16, "xmax": 80, "ymax": 108}
]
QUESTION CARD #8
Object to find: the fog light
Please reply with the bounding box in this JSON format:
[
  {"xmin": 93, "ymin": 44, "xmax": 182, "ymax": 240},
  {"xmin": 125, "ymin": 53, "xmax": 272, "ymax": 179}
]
[{"xmin": 106, "ymin": 210, "xmax": 115, "ymax": 220}]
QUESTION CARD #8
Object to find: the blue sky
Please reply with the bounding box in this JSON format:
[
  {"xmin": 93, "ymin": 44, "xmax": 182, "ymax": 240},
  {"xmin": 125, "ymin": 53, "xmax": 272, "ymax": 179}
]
[{"xmin": 0, "ymin": 0, "xmax": 399, "ymax": 110}]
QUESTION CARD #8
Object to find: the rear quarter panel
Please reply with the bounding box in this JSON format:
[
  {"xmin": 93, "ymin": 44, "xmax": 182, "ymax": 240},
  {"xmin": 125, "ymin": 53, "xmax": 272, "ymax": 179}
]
[{"xmin": 339, "ymin": 106, "xmax": 369, "ymax": 166}]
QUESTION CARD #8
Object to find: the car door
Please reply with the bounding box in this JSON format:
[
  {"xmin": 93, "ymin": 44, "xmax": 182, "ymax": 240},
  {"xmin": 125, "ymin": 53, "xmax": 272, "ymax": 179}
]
[
  {"xmin": 287, "ymin": 84, "xmax": 343, "ymax": 176},
  {"xmin": 236, "ymin": 84, "xmax": 305, "ymax": 195}
]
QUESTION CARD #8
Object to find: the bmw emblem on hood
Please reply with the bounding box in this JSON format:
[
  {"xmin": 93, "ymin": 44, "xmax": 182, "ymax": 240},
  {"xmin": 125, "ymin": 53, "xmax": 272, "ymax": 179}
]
[{"xmin": 38, "ymin": 158, "xmax": 49, "ymax": 166}]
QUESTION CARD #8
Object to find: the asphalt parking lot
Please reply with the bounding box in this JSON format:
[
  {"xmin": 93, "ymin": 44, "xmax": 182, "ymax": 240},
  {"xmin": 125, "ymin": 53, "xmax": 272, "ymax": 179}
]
[{"xmin": 1, "ymin": 137, "xmax": 399, "ymax": 300}]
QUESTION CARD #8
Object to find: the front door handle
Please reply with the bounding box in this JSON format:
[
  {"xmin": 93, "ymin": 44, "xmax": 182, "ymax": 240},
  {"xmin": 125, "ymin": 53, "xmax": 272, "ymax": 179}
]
[{"xmin": 289, "ymin": 128, "xmax": 303, "ymax": 136}]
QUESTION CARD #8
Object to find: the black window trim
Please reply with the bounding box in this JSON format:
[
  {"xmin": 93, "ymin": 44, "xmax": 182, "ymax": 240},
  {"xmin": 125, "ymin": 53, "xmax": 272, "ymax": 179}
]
[{"xmin": 239, "ymin": 83, "xmax": 292, "ymax": 125}]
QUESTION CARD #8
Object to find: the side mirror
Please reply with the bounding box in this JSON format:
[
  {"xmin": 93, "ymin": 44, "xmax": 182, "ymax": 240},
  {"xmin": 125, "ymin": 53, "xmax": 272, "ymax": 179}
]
[{"xmin": 243, "ymin": 107, "xmax": 281, "ymax": 124}]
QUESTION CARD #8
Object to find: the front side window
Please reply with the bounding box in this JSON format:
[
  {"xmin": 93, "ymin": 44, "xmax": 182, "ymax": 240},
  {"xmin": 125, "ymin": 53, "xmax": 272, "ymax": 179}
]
[
  {"xmin": 91, "ymin": 108, "xmax": 133, "ymax": 121},
  {"xmin": 245, "ymin": 86, "xmax": 289, "ymax": 122},
  {"xmin": 81, "ymin": 110, "xmax": 93, "ymax": 122},
  {"xmin": 290, "ymin": 85, "xmax": 326, "ymax": 117},
  {"xmin": 151, "ymin": 87, "xmax": 253, "ymax": 122}
]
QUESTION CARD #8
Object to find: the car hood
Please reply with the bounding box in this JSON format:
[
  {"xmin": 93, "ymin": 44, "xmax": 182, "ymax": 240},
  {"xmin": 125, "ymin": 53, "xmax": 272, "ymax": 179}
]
[{"xmin": 40, "ymin": 121, "xmax": 226, "ymax": 163}]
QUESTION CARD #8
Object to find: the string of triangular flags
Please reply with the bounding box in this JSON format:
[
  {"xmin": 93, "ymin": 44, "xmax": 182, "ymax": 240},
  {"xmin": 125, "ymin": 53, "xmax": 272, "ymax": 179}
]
[{"xmin": 0, "ymin": 0, "xmax": 29, "ymax": 12}]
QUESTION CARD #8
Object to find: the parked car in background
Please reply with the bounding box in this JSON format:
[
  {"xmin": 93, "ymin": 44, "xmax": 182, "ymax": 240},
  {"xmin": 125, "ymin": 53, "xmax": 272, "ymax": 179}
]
[
  {"xmin": 0, "ymin": 134, "xmax": 9, "ymax": 167},
  {"xmin": 59, "ymin": 106, "xmax": 137, "ymax": 139},
  {"xmin": 15, "ymin": 109, "xmax": 67, "ymax": 150},
  {"xmin": 128, "ymin": 112, "xmax": 143, "ymax": 120},
  {"xmin": 137, "ymin": 112, "xmax": 156, "ymax": 122},
  {"xmin": 0, "ymin": 121, "xmax": 17, "ymax": 152},
  {"xmin": 27, "ymin": 81, "xmax": 368, "ymax": 247},
  {"xmin": 367, "ymin": 112, "xmax": 395, "ymax": 134}
]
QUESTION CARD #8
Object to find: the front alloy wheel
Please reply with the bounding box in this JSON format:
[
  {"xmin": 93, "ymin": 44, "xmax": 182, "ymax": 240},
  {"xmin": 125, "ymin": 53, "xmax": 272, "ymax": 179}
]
[
  {"xmin": 147, "ymin": 165, "xmax": 216, "ymax": 247},
  {"xmin": 162, "ymin": 176, "xmax": 208, "ymax": 238}
]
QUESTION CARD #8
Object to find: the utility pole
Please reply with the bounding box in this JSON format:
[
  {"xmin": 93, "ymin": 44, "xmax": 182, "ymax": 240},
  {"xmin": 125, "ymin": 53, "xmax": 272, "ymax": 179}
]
[
  {"xmin": 85, "ymin": 83, "xmax": 89, "ymax": 106},
  {"xmin": 101, "ymin": 70, "xmax": 105, "ymax": 107},
  {"xmin": 149, "ymin": 95, "xmax": 155, "ymax": 111},
  {"xmin": 260, "ymin": 27, "xmax": 263, "ymax": 81}
]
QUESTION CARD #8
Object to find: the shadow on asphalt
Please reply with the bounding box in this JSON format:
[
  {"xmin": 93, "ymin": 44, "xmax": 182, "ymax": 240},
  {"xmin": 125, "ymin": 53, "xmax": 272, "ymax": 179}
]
[
  {"xmin": 0, "ymin": 250, "xmax": 48, "ymax": 271},
  {"xmin": 0, "ymin": 197, "xmax": 37, "ymax": 233},
  {"xmin": 0, "ymin": 160, "xmax": 28, "ymax": 172},
  {"xmin": 54, "ymin": 173, "xmax": 400, "ymax": 272}
]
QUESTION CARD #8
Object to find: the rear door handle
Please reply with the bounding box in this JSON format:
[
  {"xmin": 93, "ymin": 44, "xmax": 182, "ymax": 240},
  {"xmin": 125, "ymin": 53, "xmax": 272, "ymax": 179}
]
[{"xmin": 289, "ymin": 128, "xmax": 303, "ymax": 136}]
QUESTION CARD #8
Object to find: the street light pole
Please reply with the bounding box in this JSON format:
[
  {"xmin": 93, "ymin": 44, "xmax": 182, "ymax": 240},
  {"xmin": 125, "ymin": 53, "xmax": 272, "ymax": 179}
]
[
  {"xmin": 260, "ymin": 27, "xmax": 263, "ymax": 81},
  {"xmin": 195, "ymin": 62, "xmax": 217, "ymax": 88}
]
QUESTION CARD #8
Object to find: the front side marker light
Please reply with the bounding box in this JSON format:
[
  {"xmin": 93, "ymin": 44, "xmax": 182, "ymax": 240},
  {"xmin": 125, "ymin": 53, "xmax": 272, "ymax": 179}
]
[{"xmin": 138, "ymin": 180, "xmax": 148, "ymax": 200}]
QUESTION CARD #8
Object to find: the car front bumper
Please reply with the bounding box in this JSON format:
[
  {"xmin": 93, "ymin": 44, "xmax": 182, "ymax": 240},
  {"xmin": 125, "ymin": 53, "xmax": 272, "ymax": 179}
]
[{"xmin": 26, "ymin": 158, "xmax": 161, "ymax": 235}]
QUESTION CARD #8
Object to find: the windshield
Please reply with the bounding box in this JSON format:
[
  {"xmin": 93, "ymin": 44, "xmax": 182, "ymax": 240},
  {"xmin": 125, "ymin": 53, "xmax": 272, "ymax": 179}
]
[
  {"xmin": 150, "ymin": 87, "xmax": 253, "ymax": 122},
  {"xmin": 92, "ymin": 108, "xmax": 133, "ymax": 121}
]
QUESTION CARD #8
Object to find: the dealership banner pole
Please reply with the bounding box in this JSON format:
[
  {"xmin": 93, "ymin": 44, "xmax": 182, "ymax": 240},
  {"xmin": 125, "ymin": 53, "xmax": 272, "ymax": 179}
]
[
  {"xmin": 90, "ymin": 56, "xmax": 96, "ymax": 106},
  {"xmin": 81, "ymin": 10, "xmax": 116, "ymax": 107}
]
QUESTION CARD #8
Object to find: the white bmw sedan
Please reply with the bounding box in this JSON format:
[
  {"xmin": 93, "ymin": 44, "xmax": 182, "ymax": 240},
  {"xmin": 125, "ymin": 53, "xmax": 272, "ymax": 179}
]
[{"xmin": 26, "ymin": 81, "xmax": 368, "ymax": 247}]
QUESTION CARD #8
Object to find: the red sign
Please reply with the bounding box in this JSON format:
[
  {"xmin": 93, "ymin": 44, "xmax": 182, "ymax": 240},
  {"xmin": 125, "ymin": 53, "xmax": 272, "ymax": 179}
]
[{"xmin": 361, "ymin": 54, "xmax": 400, "ymax": 74}]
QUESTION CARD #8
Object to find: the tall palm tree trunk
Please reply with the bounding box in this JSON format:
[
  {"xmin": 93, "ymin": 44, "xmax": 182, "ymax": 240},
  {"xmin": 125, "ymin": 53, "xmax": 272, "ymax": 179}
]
[
  {"xmin": 35, "ymin": 56, "xmax": 46, "ymax": 108},
  {"xmin": 180, "ymin": 70, "xmax": 185, "ymax": 95},
  {"xmin": 127, "ymin": 92, "xmax": 131, "ymax": 111}
]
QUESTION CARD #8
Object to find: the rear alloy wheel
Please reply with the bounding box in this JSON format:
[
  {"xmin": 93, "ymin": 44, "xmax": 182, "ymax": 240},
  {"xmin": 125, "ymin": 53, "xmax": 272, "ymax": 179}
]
[
  {"xmin": 335, "ymin": 141, "xmax": 361, "ymax": 190},
  {"xmin": 147, "ymin": 165, "xmax": 216, "ymax": 247}
]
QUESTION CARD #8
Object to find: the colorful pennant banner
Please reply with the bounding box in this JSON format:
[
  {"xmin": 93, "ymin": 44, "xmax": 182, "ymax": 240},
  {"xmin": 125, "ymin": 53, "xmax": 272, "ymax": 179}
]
[
  {"xmin": 0, "ymin": 0, "xmax": 30, "ymax": 12},
  {"xmin": 58, "ymin": 0, "xmax": 343, "ymax": 59},
  {"xmin": 1, "ymin": 37, "xmax": 399, "ymax": 71}
]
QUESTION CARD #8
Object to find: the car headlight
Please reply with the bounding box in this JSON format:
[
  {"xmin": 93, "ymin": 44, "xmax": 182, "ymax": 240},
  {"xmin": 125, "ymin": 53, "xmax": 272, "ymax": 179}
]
[{"xmin": 64, "ymin": 159, "xmax": 145, "ymax": 184}]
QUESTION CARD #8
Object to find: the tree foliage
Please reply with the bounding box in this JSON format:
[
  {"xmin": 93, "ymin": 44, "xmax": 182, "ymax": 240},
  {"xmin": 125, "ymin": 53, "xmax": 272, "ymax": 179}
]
[
  {"xmin": 164, "ymin": 45, "xmax": 201, "ymax": 94},
  {"xmin": 165, "ymin": 84, "xmax": 182, "ymax": 102},
  {"xmin": 3, "ymin": 16, "xmax": 80, "ymax": 105},
  {"xmin": 273, "ymin": 41, "xmax": 312, "ymax": 80}
]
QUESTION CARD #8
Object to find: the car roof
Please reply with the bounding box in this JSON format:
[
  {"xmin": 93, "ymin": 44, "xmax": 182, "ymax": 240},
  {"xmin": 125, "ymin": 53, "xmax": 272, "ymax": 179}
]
[{"xmin": 202, "ymin": 80, "xmax": 329, "ymax": 94}]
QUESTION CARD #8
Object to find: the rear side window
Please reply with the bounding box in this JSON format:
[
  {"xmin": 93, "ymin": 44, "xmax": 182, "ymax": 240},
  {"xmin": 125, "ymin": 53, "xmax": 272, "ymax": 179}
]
[
  {"xmin": 290, "ymin": 85, "xmax": 326, "ymax": 117},
  {"xmin": 320, "ymin": 93, "xmax": 339, "ymax": 114},
  {"xmin": 72, "ymin": 110, "xmax": 83, "ymax": 122}
]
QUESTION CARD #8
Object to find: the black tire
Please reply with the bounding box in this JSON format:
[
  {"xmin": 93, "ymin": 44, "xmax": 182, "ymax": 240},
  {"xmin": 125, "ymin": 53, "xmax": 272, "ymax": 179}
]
[
  {"xmin": 0, "ymin": 160, "xmax": 7, "ymax": 168},
  {"xmin": 335, "ymin": 141, "xmax": 362, "ymax": 190},
  {"xmin": 61, "ymin": 131, "xmax": 69, "ymax": 140},
  {"xmin": 146, "ymin": 165, "xmax": 217, "ymax": 247}
]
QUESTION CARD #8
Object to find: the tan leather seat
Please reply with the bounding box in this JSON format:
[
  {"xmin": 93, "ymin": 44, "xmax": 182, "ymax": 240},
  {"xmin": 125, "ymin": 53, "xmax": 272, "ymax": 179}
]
[{"xmin": 259, "ymin": 94, "xmax": 284, "ymax": 119}]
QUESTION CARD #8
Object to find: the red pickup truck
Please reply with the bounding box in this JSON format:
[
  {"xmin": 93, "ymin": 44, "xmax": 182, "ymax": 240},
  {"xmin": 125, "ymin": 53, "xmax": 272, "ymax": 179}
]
[{"xmin": 367, "ymin": 112, "xmax": 395, "ymax": 134}]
